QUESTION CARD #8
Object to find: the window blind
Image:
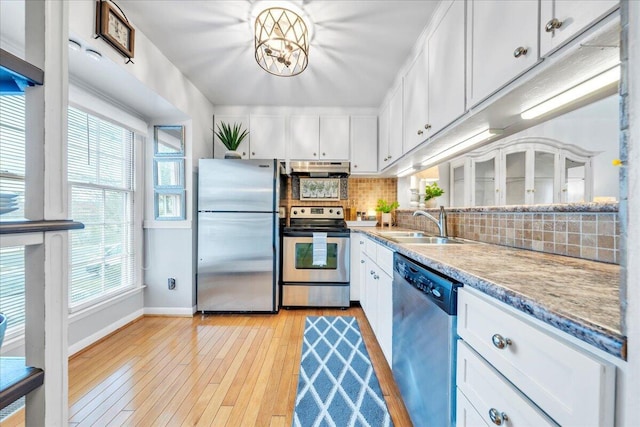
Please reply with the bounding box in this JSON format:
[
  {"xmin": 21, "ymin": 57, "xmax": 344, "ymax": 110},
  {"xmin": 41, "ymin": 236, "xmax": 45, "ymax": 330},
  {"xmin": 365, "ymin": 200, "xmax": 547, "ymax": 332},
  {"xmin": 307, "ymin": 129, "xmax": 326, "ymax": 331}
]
[
  {"xmin": 0, "ymin": 95, "xmax": 26, "ymax": 338},
  {"xmin": 68, "ymin": 107, "xmax": 136, "ymax": 308}
]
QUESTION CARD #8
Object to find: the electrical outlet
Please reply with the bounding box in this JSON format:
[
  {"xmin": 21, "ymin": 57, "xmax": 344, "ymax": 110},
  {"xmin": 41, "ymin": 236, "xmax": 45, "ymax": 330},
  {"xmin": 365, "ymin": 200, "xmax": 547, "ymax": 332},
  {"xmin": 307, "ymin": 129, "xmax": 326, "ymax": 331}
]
[{"xmin": 168, "ymin": 278, "xmax": 176, "ymax": 290}]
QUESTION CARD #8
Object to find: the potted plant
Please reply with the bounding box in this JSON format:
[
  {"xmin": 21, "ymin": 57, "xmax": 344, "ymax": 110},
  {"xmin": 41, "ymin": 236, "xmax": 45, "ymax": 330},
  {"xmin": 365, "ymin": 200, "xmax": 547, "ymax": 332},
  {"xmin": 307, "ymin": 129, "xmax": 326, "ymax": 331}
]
[
  {"xmin": 376, "ymin": 199, "xmax": 399, "ymax": 227},
  {"xmin": 424, "ymin": 182, "xmax": 445, "ymax": 207},
  {"xmin": 214, "ymin": 122, "xmax": 249, "ymax": 159}
]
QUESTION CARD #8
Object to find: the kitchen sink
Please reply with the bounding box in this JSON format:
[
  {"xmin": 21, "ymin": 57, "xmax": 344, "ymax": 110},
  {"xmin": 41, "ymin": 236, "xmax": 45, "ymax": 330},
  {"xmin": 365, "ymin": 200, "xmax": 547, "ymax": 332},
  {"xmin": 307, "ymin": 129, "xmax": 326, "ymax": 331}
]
[
  {"xmin": 376, "ymin": 231, "xmax": 426, "ymax": 238},
  {"xmin": 388, "ymin": 236, "xmax": 464, "ymax": 244}
]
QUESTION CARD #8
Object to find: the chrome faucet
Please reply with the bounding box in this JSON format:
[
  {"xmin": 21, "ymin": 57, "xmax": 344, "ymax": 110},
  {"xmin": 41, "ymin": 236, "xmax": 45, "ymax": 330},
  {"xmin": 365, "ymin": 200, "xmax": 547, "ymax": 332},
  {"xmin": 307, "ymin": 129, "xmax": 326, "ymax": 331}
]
[{"xmin": 413, "ymin": 206, "xmax": 448, "ymax": 237}]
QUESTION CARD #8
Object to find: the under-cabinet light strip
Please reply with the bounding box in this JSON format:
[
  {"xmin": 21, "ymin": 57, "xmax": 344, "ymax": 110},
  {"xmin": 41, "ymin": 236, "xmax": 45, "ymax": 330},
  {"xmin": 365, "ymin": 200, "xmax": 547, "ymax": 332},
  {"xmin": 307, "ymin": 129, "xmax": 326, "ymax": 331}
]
[
  {"xmin": 520, "ymin": 65, "xmax": 620, "ymax": 120},
  {"xmin": 421, "ymin": 128, "xmax": 501, "ymax": 167},
  {"xmin": 396, "ymin": 166, "xmax": 418, "ymax": 177}
]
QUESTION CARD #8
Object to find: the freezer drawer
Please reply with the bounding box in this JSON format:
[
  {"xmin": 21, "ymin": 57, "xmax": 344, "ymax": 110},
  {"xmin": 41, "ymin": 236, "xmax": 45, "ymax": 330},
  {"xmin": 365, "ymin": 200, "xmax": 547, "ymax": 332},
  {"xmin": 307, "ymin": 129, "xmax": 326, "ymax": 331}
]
[{"xmin": 197, "ymin": 212, "xmax": 276, "ymax": 312}]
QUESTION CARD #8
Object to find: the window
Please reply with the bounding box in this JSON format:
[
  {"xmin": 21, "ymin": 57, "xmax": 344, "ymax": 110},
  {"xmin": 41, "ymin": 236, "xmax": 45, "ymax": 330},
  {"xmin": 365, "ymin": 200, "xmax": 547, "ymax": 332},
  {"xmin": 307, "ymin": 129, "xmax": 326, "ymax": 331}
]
[
  {"xmin": 68, "ymin": 107, "xmax": 136, "ymax": 308},
  {"xmin": 0, "ymin": 95, "xmax": 26, "ymax": 338},
  {"xmin": 153, "ymin": 125, "xmax": 185, "ymax": 220}
]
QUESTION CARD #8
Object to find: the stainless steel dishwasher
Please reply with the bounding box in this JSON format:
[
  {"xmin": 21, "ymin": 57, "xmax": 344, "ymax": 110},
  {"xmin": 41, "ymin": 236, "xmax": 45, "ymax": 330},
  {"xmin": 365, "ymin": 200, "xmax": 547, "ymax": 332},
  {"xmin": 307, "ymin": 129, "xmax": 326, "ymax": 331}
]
[{"xmin": 392, "ymin": 253, "xmax": 461, "ymax": 427}]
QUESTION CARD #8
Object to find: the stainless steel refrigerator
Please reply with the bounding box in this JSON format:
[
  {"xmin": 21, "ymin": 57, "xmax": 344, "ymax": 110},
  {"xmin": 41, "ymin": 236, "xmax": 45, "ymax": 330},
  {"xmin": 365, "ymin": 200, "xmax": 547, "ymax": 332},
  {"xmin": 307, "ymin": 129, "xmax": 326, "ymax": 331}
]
[{"xmin": 197, "ymin": 159, "xmax": 279, "ymax": 312}]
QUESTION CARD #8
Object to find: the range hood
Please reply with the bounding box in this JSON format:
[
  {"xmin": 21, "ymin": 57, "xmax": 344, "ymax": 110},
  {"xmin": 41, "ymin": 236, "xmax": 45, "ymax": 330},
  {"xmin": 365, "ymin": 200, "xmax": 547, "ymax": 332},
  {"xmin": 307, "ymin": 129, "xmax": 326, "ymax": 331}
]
[{"xmin": 288, "ymin": 161, "xmax": 350, "ymax": 177}]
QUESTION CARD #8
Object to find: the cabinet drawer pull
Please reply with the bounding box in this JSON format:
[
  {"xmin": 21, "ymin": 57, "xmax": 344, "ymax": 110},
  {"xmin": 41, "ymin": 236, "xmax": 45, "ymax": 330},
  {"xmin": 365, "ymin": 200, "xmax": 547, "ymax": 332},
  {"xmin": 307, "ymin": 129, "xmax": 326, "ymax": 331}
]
[
  {"xmin": 545, "ymin": 17, "xmax": 563, "ymax": 33},
  {"xmin": 417, "ymin": 130, "xmax": 424, "ymax": 135},
  {"xmin": 489, "ymin": 408, "xmax": 509, "ymax": 425},
  {"xmin": 373, "ymin": 274, "xmax": 379, "ymax": 280},
  {"xmin": 370, "ymin": 270, "xmax": 375, "ymax": 275},
  {"xmin": 242, "ymin": 152, "xmax": 246, "ymax": 156},
  {"xmin": 360, "ymin": 241, "xmax": 364, "ymax": 245},
  {"xmin": 513, "ymin": 46, "xmax": 528, "ymax": 58},
  {"xmin": 492, "ymin": 333, "xmax": 512, "ymax": 349},
  {"xmin": 425, "ymin": 124, "xmax": 431, "ymax": 130},
  {"xmin": 322, "ymin": 152, "xmax": 326, "ymax": 156},
  {"xmin": 252, "ymin": 151, "xmax": 255, "ymax": 156},
  {"xmin": 353, "ymin": 164, "xmax": 358, "ymax": 168},
  {"xmin": 313, "ymin": 152, "xmax": 317, "ymax": 157}
]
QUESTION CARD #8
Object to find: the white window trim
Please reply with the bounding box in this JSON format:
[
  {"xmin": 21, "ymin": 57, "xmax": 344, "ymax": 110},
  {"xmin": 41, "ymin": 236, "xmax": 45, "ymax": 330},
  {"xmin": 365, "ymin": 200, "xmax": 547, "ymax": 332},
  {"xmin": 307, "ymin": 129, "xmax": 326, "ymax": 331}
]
[{"xmin": 67, "ymin": 89, "xmax": 146, "ymax": 312}]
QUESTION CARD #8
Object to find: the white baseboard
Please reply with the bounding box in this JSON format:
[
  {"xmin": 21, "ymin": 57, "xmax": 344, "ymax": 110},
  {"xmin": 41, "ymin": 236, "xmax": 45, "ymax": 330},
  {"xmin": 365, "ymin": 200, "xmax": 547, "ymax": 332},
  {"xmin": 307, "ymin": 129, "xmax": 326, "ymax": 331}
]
[
  {"xmin": 69, "ymin": 309, "xmax": 144, "ymax": 356},
  {"xmin": 143, "ymin": 306, "xmax": 196, "ymax": 317}
]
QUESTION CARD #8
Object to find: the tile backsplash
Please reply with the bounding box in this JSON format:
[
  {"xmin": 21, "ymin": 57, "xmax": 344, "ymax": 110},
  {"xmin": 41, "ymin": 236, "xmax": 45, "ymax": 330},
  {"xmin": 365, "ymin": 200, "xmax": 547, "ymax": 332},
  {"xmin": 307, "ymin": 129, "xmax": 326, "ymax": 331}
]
[
  {"xmin": 396, "ymin": 208, "xmax": 620, "ymax": 264},
  {"xmin": 282, "ymin": 177, "xmax": 397, "ymax": 221}
]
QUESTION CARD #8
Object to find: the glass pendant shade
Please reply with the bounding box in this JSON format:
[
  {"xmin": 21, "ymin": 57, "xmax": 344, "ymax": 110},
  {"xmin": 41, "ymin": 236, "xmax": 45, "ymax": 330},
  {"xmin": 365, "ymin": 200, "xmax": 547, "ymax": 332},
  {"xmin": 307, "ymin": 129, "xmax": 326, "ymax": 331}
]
[{"xmin": 255, "ymin": 7, "xmax": 309, "ymax": 76}]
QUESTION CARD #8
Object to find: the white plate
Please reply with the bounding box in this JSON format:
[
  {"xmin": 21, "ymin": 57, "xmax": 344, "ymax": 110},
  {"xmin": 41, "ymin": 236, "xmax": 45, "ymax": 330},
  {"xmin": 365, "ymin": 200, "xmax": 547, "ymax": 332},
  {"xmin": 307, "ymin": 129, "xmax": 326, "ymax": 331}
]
[{"xmin": 0, "ymin": 207, "xmax": 19, "ymax": 215}]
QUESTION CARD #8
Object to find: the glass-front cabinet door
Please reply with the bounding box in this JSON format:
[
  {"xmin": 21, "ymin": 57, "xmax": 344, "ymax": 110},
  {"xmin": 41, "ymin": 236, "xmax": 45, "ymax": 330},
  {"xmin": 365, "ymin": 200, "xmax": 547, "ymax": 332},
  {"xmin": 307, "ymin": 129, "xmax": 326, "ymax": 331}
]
[
  {"xmin": 504, "ymin": 151, "xmax": 526, "ymax": 205},
  {"xmin": 472, "ymin": 153, "xmax": 499, "ymax": 206},
  {"xmin": 561, "ymin": 154, "xmax": 592, "ymax": 203},
  {"xmin": 450, "ymin": 158, "xmax": 471, "ymax": 207},
  {"xmin": 533, "ymin": 150, "xmax": 557, "ymax": 204}
]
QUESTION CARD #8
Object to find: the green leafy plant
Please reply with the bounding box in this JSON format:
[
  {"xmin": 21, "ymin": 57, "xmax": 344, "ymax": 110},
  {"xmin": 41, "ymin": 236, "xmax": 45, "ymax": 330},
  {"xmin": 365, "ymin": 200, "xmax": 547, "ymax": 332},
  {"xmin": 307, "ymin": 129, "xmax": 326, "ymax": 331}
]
[
  {"xmin": 215, "ymin": 122, "xmax": 249, "ymax": 151},
  {"xmin": 375, "ymin": 199, "xmax": 400, "ymax": 213},
  {"xmin": 424, "ymin": 182, "xmax": 445, "ymax": 201}
]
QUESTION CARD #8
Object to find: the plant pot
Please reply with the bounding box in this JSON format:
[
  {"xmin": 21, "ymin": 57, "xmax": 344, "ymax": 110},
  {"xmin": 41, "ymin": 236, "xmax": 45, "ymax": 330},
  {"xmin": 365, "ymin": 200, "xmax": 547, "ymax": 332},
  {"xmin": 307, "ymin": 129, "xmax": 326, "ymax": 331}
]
[
  {"xmin": 224, "ymin": 150, "xmax": 242, "ymax": 159},
  {"xmin": 381, "ymin": 212, "xmax": 392, "ymax": 227},
  {"xmin": 425, "ymin": 198, "xmax": 437, "ymax": 208}
]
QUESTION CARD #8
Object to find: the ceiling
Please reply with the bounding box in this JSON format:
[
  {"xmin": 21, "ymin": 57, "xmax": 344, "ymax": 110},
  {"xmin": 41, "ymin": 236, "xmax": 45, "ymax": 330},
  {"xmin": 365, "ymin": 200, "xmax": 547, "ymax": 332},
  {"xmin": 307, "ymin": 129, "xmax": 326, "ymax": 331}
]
[{"xmin": 117, "ymin": 0, "xmax": 440, "ymax": 107}]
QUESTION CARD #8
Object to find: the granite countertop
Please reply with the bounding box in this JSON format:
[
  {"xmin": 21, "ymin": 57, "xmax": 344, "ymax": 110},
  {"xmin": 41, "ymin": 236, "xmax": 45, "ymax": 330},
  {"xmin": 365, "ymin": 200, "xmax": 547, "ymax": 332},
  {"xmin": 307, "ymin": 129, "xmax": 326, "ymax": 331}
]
[{"xmin": 351, "ymin": 226, "xmax": 625, "ymax": 359}]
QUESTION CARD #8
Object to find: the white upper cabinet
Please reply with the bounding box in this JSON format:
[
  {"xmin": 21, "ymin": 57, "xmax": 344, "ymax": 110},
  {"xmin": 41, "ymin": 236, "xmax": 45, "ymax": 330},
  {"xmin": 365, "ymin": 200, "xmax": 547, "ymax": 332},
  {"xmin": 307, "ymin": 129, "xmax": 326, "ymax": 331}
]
[
  {"xmin": 289, "ymin": 115, "xmax": 320, "ymax": 160},
  {"xmin": 387, "ymin": 83, "xmax": 404, "ymax": 167},
  {"xmin": 319, "ymin": 115, "xmax": 350, "ymax": 160},
  {"xmin": 350, "ymin": 116, "xmax": 378, "ymax": 174},
  {"xmin": 403, "ymin": 46, "xmax": 429, "ymax": 153},
  {"xmin": 290, "ymin": 115, "xmax": 349, "ymax": 160},
  {"xmin": 540, "ymin": 0, "xmax": 619, "ymax": 57},
  {"xmin": 467, "ymin": 0, "xmax": 539, "ymax": 106},
  {"xmin": 378, "ymin": 102, "xmax": 391, "ymax": 171},
  {"xmin": 249, "ymin": 115, "xmax": 285, "ymax": 159},
  {"xmin": 428, "ymin": 0, "xmax": 466, "ymax": 135},
  {"xmin": 213, "ymin": 115, "xmax": 250, "ymax": 159}
]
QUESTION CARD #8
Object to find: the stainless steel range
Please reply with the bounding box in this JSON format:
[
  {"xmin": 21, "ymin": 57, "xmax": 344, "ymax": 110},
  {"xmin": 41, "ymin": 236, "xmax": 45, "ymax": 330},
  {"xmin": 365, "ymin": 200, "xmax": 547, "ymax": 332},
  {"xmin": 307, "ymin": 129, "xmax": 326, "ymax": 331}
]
[{"xmin": 281, "ymin": 206, "xmax": 350, "ymax": 308}]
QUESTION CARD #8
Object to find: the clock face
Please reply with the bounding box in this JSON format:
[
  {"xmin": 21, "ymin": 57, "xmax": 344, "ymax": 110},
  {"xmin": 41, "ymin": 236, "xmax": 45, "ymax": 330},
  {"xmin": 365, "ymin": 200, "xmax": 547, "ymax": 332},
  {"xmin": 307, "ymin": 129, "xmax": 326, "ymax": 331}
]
[{"xmin": 108, "ymin": 11, "xmax": 129, "ymax": 48}]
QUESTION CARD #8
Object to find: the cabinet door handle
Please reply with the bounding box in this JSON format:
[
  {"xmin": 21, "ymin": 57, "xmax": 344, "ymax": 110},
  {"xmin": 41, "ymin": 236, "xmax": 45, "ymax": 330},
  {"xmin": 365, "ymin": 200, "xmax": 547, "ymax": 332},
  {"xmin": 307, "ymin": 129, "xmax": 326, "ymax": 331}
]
[
  {"xmin": 360, "ymin": 241, "xmax": 364, "ymax": 245},
  {"xmin": 370, "ymin": 270, "xmax": 375, "ymax": 275},
  {"xmin": 425, "ymin": 124, "xmax": 431, "ymax": 130},
  {"xmin": 388, "ymin": 155, "xmax": 392, "ymax": 159},
  {"xmin": 489, "ymin": 408, "xmax": 509, "ymax": 425},
  {"xmin": 417, "ymin": 130, "xmax": 424, "ymax": 135},
  {"xmin": 242, "ymin": 152, "xmax": 246, "ymax": 156},
  {"xmin": 361, "ymin": 259, "xmax": 365, "ymax": 264},
  {"xmin": 513, "ymin": 46, "xmax": 528, "ymax": 58},
  {"xmin": 545, "ymin": 17, "xmax": 563, "ymax": 33},
  {"xmin": 313, "ymin": 152, "xmax": 317, "ymax": 157},
  {"xmin": 252, "ymin": 151, "xmax": 255, "ymax": 156},
  {"xmin": 492, "ymin": 333, "xmax": 512, "ymax": 349},
  {"xmin": 354, "ymin": 164, "xmax": 358, "ymax": 168},
  {"xmin": 322, "ymin": 152, "xmax": 326, "ymax": 156},
  {"xmin": 373, "ymin": 274, "xmax": 379, "ymax": 280}
]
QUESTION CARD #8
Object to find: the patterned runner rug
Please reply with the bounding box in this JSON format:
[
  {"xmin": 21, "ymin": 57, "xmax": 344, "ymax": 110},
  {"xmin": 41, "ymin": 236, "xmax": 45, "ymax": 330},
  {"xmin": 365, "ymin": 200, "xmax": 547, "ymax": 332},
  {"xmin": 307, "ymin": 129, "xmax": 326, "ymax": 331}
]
[{"xmin": 293, "ymin": 316, "xmax": 393, "ymax": 427}]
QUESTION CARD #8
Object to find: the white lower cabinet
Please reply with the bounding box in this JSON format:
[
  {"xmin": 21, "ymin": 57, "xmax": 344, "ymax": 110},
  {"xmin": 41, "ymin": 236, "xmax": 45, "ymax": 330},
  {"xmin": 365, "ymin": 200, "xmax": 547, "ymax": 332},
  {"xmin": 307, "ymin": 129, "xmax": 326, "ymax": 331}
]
[
  {"xmin": 349, "ymin": 235, "xmax": 366, "ymax": 301},
  {"xmin": 457, "ymin": 341, "xmax": 558, "ymax": 427},
  {"xmin": 359, "ymin": 235, "xmax": 393, "ymax": 366},
  {"xmin": 456, "ymin": 389, "xmax": 489, "ymax": 427},
  {"xmin": 457, "ymin": 287, "xmax": 615, "ymax": 427}
]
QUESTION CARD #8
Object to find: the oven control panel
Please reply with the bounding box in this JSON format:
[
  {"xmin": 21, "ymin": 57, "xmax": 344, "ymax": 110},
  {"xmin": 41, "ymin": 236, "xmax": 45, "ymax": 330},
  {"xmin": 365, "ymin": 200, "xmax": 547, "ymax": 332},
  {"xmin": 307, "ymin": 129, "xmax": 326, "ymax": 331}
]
[{"xmin": 289, "ymin": 206, "xmax": 344, "ymax": 219}]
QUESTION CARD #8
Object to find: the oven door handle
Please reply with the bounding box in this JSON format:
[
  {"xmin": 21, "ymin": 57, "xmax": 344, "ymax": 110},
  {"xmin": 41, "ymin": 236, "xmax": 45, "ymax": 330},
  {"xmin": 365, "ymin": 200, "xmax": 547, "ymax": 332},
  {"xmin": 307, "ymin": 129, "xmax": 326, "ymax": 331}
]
[{"xmin": 283, "ymin": 231, "xmax": 350, "ymax": 238}]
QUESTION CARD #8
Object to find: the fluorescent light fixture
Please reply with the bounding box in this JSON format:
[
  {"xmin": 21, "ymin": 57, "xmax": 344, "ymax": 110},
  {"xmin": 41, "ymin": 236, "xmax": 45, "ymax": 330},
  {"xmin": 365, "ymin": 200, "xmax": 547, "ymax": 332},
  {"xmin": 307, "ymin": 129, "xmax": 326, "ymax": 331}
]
[
  {"xmin": 397, "ymin": 166, "xmax": 418, "ymax": 177},
  {"xmin": 421, "ymin": 128, "xmax": 502, "ymax": 167},
  {"xmin": 521, "ymin": 65, "xmax": 620, "ymax": 120}
]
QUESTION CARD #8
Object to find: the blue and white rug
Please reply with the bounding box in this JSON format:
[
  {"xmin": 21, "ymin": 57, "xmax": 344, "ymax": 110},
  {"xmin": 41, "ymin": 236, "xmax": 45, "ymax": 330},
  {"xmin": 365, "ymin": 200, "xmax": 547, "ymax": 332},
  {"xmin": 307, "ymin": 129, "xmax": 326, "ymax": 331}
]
[{"xmin": 293, "ymin": 316, "xmax": 393, "ymax": 427}]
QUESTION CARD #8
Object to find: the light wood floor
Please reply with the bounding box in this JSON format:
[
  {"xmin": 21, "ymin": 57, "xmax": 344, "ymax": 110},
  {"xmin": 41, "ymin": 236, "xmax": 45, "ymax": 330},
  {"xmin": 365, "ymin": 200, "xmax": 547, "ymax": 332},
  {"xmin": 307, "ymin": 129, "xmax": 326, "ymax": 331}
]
[{"xmin": 3, "ymin": 307, "xmax": 412, "ymax": 426}]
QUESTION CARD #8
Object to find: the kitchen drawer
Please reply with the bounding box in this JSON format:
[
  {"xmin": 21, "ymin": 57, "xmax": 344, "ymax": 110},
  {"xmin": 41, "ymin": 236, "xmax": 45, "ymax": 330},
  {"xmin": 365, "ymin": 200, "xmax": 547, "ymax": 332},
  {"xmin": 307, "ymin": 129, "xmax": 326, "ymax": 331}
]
[
  {"xmin": 456, "ymin": 389, "xmax": 489, "ymax": 427},
  {"xmin": 376, "ymin": 244, "xmax": 393, "ymax": 276},
  {"xmin": 364, "ymin": 237, "xmax": 377, "ymax": 258},
  {"xmin": 457, "ymin": 341, "xmax": 558, "ymax": 427},
  {"xmin": 458, "ymin": 288, "xmax": 615, "ymax": 427}
]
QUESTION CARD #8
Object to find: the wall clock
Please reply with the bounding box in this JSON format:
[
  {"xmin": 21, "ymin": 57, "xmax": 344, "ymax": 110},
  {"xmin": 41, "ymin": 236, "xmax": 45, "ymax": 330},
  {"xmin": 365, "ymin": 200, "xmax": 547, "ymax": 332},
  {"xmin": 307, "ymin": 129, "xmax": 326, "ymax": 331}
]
[{"xmin": 96, "ymin": 1, "xmax": 135, "ymax": 60}]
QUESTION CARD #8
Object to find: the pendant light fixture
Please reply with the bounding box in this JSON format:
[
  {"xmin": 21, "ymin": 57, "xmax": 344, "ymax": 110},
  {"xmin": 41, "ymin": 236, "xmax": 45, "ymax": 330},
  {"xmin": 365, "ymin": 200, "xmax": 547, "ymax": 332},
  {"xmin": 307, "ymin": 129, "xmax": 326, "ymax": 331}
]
[{"xmin": 254, "ymin": 7, "xmax": 309, "ymax": 77}]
